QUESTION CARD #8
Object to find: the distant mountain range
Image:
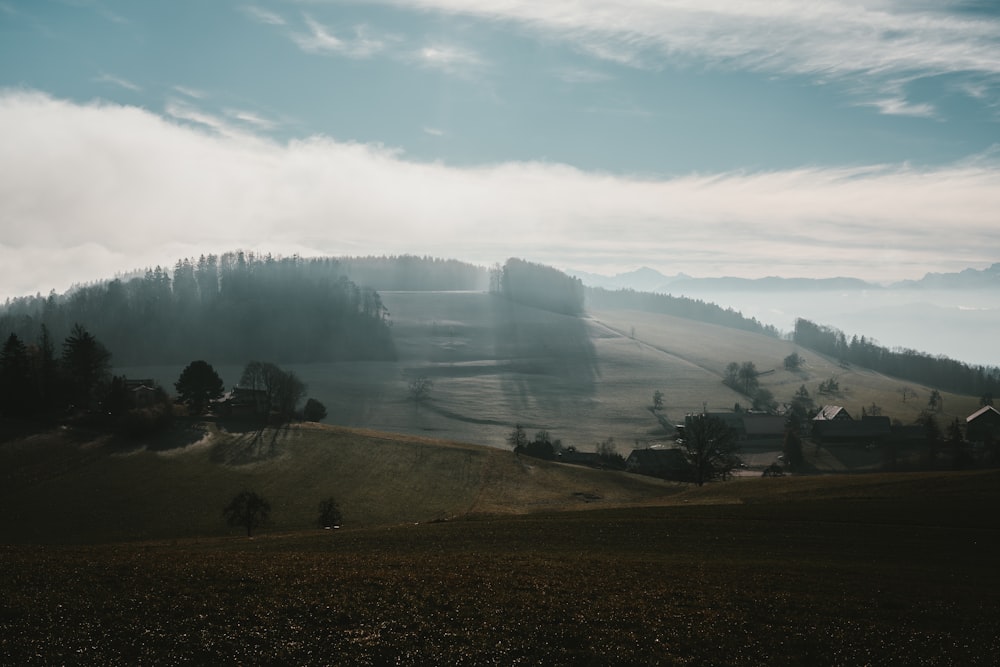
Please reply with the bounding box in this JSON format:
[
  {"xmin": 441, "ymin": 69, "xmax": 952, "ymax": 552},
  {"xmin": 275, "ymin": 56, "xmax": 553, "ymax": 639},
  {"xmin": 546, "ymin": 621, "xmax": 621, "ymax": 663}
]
[{"xmin": 571, "ymin": 262, "xmax": 1000, "ymax": 293}]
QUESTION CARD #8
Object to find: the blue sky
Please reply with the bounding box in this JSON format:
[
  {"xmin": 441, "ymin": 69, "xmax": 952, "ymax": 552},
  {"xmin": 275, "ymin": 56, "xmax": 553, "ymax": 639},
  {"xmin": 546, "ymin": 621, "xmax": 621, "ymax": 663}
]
[{"xmin": 1, "ymin": 0, "xmax": 1000, "ymax": 300}]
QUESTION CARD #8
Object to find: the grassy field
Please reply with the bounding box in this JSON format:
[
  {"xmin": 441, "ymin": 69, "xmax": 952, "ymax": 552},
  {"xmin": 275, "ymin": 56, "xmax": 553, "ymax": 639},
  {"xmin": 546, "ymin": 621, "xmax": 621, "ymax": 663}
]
[
  {"xmin": 3, "ymin": 468, "xmax": 998, "ymax": 665},
  {"xmin": 0, "ymin": 420, "xmax": 682, "ymax": 544},
  {"xmin": 118, "ymin": 291, "xmax": 984, "ymax": 455}
]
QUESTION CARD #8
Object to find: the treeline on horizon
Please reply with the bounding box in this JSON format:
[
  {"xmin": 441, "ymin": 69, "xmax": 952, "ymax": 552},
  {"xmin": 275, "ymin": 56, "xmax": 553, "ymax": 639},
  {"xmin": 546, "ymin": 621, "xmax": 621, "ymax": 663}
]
[
  {"xmin": 492, "ymin": 258, "xmax": 586, "ymax": 316},
  {"xmin": 337, "ymin": 255, "xmax": 489, "ymax": 291},
  {"xmin": 793, "ymin": 318, "xmax": 1000, "ymax": 397},
  {"xmin": 0, "ymin": 252, "xmax": 395, "ymax": 365},
  {"xmin": 585, "ymin": 287, "xmax": 781, "ymax": 338}
]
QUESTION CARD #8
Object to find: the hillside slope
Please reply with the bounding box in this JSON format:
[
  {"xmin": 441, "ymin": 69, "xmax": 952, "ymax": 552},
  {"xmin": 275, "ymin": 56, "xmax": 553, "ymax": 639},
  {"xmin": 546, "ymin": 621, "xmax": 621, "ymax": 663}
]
[
  {"xmin": 117, "ymin": 291, "xmax": 984, "ymax": 453},
  {"xmin": 0, "ymin": 421, "xmax": 680, "ymax": 544}
]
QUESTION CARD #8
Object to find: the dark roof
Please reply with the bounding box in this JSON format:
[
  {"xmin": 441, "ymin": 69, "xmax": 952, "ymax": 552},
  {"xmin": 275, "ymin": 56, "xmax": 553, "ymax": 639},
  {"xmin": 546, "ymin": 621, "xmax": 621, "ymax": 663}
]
[
  {"xmin": 967, "ymin": 405, "xmax": 1000, "ymax": 423},
  {"xmin": 742, "ymin": 414, "xmax": 786, "ymax": 437},
  {"xmin": 817, "ymin": 416, "xmax": 891, "ymax": 440},
  {"xmin": 626, "ymin": 448, "xmax": 690, "ymax": 475}
]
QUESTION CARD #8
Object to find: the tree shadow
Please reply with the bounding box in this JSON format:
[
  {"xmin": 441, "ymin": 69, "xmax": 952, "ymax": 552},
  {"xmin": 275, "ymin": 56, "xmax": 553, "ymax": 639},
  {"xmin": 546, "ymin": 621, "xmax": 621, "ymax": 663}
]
[
  {"xmin": 210, "ymin": 417, "xmax": 291, "ymax": 465},
  {"xmin": 490, "ymin": 298, "xmax": 599, "ymax": 420}
]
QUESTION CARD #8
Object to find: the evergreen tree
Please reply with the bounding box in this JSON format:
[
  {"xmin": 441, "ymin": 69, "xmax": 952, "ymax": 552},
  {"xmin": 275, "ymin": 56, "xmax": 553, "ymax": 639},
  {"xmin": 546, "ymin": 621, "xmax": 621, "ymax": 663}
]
[
  {"xmin": 0, "ymin": 333, "xmax": 32, "ymax": 416},
  {"xmin": 61, "ymin": 324, "xmax": 111, "ymax": 410},
  {"xmin": 175, "ymin": 360, "xmax": 225, "ymax": 414}
]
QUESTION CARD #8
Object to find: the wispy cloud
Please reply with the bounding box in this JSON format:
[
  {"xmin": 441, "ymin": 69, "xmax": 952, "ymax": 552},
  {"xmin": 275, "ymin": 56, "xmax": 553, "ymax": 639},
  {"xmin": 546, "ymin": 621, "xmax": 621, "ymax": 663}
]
[
  {"xmin": 242, "ymin": 5, "xmax": 286, "ymax": 26},
  {"xmin": 371, "ymin": 1, "xmax": 1000, "ymax": 109},
  {"xmin": 413, "ymin": 43, "xmax": 484, "ymax": 75},
  {"xmin": 224, "ymin": 108, "xmax": 279, "ymax": 131},
  {"xmin": 173, "ymin": 85, "xmax": 207, "ymax": 100},
  {"xmin": 164, "ymin": 99, "xmax": 245, "ymax": 138},
  {"xmin": 552, "ymin": 67, "xmax": 611, "ymax": 84},
  {"xmin": 94, "ymin": 72, "xmax": 140, "ymax": 92},
  {"xmin": 864, "ymin": 97, "xmax": 938, "ymax": 119},
  {"xmin": 2, "ymin": 92, "xmax": 999, "ymax": 301},
  {"xmin": 291, "ymin": 16, "xmax": 387, "ymax": 58},
  {"xmin": 423, "ymin": 126, "xmax": 445, "ymax": 136}
]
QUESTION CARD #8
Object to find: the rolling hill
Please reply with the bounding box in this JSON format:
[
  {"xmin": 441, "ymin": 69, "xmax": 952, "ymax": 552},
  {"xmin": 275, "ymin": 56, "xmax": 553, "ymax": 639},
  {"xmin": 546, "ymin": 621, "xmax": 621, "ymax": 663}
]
[{"xmin": 118, "ymin": 289, "xmax": 984, "ymax": 452}]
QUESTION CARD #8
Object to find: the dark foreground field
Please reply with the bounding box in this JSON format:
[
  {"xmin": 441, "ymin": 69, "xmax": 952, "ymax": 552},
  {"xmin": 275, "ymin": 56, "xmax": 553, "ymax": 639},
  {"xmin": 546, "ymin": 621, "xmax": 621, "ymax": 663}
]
[{"xmin": 3, "ymin": 471, "xmax": 999, "ymax": 666}]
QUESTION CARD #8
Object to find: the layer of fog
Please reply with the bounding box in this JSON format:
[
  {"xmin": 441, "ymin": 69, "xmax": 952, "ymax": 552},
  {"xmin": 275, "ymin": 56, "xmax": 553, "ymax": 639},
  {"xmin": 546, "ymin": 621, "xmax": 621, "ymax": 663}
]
[{"xmin": 676, "ymin": 288, "xmax": 1000, "ymax": 368}]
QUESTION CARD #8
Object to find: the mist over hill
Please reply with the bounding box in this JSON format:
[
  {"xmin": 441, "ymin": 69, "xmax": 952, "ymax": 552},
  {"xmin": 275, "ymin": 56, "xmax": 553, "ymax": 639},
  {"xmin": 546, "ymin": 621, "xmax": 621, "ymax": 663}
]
[{"xmin": 571, "ymin": 264, "xmax": 1000, "ymax": 367}]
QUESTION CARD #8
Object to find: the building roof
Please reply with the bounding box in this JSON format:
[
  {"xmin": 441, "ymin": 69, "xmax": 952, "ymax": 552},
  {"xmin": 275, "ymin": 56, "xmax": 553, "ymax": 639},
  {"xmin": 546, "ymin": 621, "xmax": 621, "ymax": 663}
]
[
  {"xmin": 814, "ymin": 405, "xmax": 850, "ymax": 421},
  {"xmin": 966, "ymin": 405, "xmax": 1000, "ymax": 423},
  {"xmin": 742, "ymin": 414, "xmax": 786, "ymax": 437}
]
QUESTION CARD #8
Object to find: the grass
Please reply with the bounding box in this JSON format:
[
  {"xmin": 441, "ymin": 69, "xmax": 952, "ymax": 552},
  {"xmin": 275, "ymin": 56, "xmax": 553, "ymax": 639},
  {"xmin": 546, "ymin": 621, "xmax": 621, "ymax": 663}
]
[
  {"xmin": 3, "ymin": 471, "xmax": 999, "ymax": 665},
  {"xmin": 3, "ymin": 417, "xmax": 999, "ymax": 663},
  {"xmin": 117, "ymin": 292, "xmax": 984, "ymax": 454}
]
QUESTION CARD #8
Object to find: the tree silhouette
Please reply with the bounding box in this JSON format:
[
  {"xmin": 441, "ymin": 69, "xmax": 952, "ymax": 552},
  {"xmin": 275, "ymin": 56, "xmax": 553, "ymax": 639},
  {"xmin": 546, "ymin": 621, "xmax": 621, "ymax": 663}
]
[
  {"xmin": 223, "ymin": 490, "xmax": 270, "ymax": 537},
  {"xmin": 0, "ymin": 333, "xmax": 31, "ymax": 416},
  {"xmin": 303, "ymin": 398, "xmax": 327, "ymax": 422},
  {"xmin": 61, "ymin": 323, "xmax": 111, "ymax": 409},
  {"xmin": 681, "ymin": 414, "xmax": 741, "ymax": 486},
  {"xmin": 174, "ymin": 360, "xmax": 225, "ymax": 414},
  {"xmin": 317, "ymin": 497, "xmax": 342, "ymax": 528}
]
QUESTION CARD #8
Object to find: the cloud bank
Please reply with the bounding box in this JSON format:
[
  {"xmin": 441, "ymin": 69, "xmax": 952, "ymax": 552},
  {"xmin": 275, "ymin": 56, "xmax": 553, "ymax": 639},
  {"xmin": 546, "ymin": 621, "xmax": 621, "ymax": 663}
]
[{"xmin": 1, "ymin": 91, "xmax": 999, "ymax": 300}]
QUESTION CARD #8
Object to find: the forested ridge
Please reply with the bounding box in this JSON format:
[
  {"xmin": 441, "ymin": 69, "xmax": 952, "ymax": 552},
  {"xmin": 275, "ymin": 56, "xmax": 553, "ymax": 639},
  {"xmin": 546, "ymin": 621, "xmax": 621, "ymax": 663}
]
[
  {"xmin": 337, "ymin": 255, "xmax": 488, "ymax": 291},
  {"xmin": 794, "ymin": 318, "xmax": 1000, "ymax": 397},
  {"xmin": 0, "ymin": 252, "xmax": 395, "ymax": 365},
  {"xmin": 585, "ymin": 287, "xmax": 781, "ymax": 338},
  {"xmin": 493, "ymin": 258, "xmax": 586, "ymax": 315}
]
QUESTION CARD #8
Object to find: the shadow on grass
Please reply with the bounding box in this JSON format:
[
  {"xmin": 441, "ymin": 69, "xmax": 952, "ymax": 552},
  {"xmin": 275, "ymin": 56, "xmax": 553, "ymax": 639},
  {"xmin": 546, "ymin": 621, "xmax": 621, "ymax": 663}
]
[
  {"xmin": 210, "ymin": 417, "xmax": 292, "ymax": 465},
  {"xmin": 490, "ymin": 298, "xmax": 599, "ymax": 417}
]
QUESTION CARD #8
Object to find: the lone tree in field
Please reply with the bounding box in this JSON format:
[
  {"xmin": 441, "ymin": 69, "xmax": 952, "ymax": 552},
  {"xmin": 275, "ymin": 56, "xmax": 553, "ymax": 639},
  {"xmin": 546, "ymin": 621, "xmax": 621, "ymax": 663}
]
[
  {"xmin": 174, "ymin": 360, "xmax": 225, "ymax": 414},
  {"xmin": 317, "ymin": 497, "xmax": 342, "ymax": 529},
  {"xmin": 407, "ymin": 376, "xmax": 433, "ymax": 404},
  {"xmin": 681, "ymin": 413, "xmax": 741, "ymax": 486},
  {"xmin": 783, "ymin": 352, "xmax": 803, "ymax": 371},
  {"xmin": 223, "ymin": 490, "xmax": 270, "ymax": 537}
]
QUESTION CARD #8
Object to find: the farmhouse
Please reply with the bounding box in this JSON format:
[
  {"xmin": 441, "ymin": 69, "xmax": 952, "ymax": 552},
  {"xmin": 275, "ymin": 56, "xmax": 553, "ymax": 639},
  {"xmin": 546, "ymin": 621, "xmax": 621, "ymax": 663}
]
[
  {"xmin": 812, "ymin": 404, "xmax": 891, "ymax": 444},
  {"xmin": 966, "ymin": 405, "xmax": 1000, "ymax": 445},
  {"xmin": 682, "ymin": 412, "xmax": 785, "ymax": 446},
  {"xmin": 124, "ymin": 378, "xmax": 159, "ymax": 407},
  {"xmin": 625, "ymin": 447, "xmax": 691, "ymax": 481},
  {"xmin": 219, "ymin": 386, "xmax": 268, "ymax": 417}
]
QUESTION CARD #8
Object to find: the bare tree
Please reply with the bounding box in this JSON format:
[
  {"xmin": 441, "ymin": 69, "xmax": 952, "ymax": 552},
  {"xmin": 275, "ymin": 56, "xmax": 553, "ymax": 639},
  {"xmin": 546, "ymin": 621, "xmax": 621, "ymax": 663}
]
[
  {"xmin": 223, "ymin": 490, "xmax": 270, "ymax": 537},
  {"xmin": 680, "ymin": 414, "xmax": 741, "ymax": 486},
  {"xmin": 317, "ymin": 497, "xmax": 342, "ymax": 529},
  {"xmin": 408, "ymin": 376, "xmax": 433, "ymax": 404}
]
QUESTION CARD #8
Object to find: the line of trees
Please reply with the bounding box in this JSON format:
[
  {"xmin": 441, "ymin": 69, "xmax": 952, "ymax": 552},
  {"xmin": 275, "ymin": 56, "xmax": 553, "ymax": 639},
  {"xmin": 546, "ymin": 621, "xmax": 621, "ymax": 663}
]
[
  {"xmin": 793, "ymin": 318, "xmax": 1000, "ymax": 397},
  {"xmin": 336, "ymin": 255, "xmax": 488, "ymax": 291},
  {"xmin": 492, "ymin": 258, "xmax": 585, "ymax": 315},
  {"xmin": 0, "ymin": 324, "xmax": 114, "ymax": 419},
  {"xmin": 0, "ymin": 252, "xmax": 395, "ymax": 365},
  {"xmin": 586, "ymin": 287, "xmax": 780, "ymax": 337}
]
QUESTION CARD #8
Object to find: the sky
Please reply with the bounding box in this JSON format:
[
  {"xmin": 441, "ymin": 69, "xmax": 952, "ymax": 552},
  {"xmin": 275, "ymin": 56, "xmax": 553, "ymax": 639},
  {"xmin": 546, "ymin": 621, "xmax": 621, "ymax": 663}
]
[{"xmin": 1, "ymin": 0, "xmax": 1000, "ymax": 302}]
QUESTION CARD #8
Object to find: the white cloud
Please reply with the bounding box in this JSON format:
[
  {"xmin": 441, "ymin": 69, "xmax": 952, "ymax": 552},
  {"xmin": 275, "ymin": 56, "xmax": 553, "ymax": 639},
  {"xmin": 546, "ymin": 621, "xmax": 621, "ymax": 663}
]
[
  {"xmin": 864, "ymin": 97, "xmax": 938, "ymax": 118},
  {"xmin": 412, "ymin": 43, "xmax": 484, "ymax": 75},
  {"xmin": 291, "ymin": 16, "xmax": 386, "ymax": 58},
  {"xmin": 422, "ymin": 126, "xmax": 445, "ymax": 136},
  {"xmin": 94, "ymin": 72, "xmax": 141, "ymax": 92},
  {"xmin": 1, "ymin": 91, "xmax": 999, "ymax": 301},
  {"xmin": 373, "ymin": 1, "xmax": 1000, "ymax": 92},
  {"xmin": 242, "ymin": 5, "xmax": 286, "ymax": 26},
  {"xmin": 224, "ymin": 108, "xmax": 279, "ymax": 131}
]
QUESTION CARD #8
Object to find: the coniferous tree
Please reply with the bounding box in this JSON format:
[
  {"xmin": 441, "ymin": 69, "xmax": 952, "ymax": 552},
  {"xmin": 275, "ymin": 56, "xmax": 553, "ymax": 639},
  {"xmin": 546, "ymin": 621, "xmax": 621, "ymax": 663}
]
[
  {"xmin": 61, "ymin": 324, "xmax": 111, "ymax": 410},
  {"xmin": 0, "ymin": 333, "xmax": 32, "ymax": 417},
  {"xmin": 175, "ymin": 360, "xmax": 225, "ymax": 414}
]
